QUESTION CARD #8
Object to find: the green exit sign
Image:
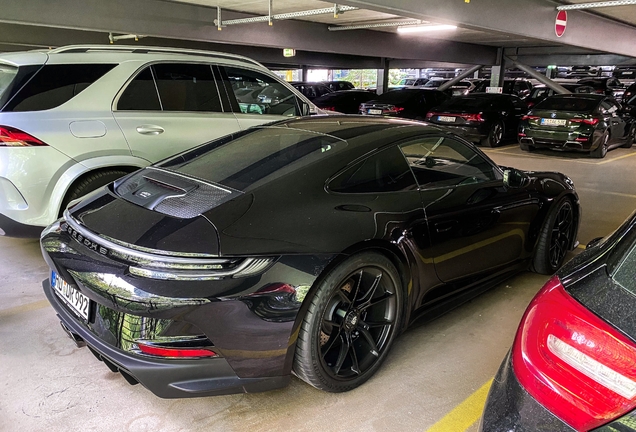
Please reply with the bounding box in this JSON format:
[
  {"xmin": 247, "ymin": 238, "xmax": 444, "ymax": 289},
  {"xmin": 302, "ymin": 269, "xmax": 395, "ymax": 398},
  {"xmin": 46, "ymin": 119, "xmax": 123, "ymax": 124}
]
[{"xmin": 283, "ymin": 48, "xmax": 296, "ymax": 57}]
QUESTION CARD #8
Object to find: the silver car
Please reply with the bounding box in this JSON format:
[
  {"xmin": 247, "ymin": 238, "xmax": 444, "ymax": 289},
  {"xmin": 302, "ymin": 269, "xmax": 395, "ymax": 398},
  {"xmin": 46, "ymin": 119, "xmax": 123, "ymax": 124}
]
[{"xmin": 0, "ymin": 45, "xmax": 315, "ymax": 236}]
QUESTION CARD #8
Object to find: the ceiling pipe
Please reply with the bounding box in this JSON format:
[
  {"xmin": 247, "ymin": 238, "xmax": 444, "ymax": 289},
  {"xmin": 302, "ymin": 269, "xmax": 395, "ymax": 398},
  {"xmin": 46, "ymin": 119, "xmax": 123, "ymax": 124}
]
[
  {"xmin": 329, "ymin": 19, "xmax": 425, "ymax": 31},
  {"xmin": 438, "ymin": 65, "xmax": 483, "ymax": 91},
  {"xmin": 509, "ymin": 59, "xmax": 572, "ymax": 94},
  {"xmin": 214, "ymin": 4, "xmax": 358, "ymax": 27},
  {"xmin": 556, "ymin": 0, "xmax": 636, "ymax": 10}
]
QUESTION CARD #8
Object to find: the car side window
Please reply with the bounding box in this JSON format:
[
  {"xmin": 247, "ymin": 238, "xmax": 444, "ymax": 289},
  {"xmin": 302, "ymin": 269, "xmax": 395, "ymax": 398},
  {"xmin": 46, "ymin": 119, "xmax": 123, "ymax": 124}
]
[
  {"xmin": 152, "ymin": 63, "xmax": 222, "ymax": 112},
  {"xmin": 399, "ymin": 136, "xmax": 498, "ymax": 189},
  {"xmin": 328, "ymin": 145, "xmax": 418, "ymax": 194},
  {"xmin": 117, "ymin": 67, "xmax": 161, "ymax": 111},
  {"xmin": 4, "ymin": 64, "xmax": 116, "ymax": 112},
  {"xmin": 222, "ymin": 67, "xmax": 299, "ymax": 116}
]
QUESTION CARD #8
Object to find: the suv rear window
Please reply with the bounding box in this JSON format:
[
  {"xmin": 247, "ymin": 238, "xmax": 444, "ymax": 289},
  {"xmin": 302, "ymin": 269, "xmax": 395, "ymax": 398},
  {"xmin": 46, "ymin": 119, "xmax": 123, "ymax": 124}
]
[
  {"xmin": 534, "ymin": 97, "xmax": 600, "ymax": 112},
  {"xmin": 3, "ymin": 64, "xmax": 116, "ymax": 112}
]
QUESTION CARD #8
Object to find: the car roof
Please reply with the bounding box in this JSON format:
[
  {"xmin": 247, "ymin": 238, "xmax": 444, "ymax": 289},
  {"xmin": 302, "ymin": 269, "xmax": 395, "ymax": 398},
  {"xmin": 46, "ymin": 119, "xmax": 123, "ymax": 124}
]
[
  {"xmin": 264, "ymin": 115, "xmax": 444, "ymax": 145},
  {"xmin": 0, "ymin": 45, "xmax": 266, "ymax": 69},
  {"xmin": 549, "ymin": 93, "xmax": 605, "ymax": 100}
]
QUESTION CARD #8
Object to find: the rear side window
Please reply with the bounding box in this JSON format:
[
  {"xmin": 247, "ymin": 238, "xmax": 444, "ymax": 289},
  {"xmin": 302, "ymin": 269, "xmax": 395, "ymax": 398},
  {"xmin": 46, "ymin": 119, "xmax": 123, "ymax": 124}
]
[
  {"xmin": 153, "ymin": 63, "xmax": 222, "ymax": 112},
  {"xmin": 117, "ymin": 68, "xmax": 161, "ymax": 110},
  {"xmin": 329, "ymin": 145, "xmax": 417, "ymax": 194},
  {"xmin": 4, "ymin": 64, "xmax": 115, "ymax": 112}
]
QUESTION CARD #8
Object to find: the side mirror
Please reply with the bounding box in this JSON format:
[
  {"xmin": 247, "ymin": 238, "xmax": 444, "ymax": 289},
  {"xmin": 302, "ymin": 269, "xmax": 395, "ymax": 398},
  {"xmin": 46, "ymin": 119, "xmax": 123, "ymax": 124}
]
[
  {"xmin": 299, "ymin": 100, "xmax": 313, "ymax": 116},
  {"xmin": 503, "ymin": 168, "xmax": 529, "ymax": 188}
]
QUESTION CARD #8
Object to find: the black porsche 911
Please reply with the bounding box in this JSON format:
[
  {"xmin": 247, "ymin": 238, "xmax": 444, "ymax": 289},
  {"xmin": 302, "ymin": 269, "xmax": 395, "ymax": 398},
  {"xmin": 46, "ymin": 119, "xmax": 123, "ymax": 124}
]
[
  {"xmin": 40, "ymin": 116, "xmax": 580, "ymax": 398},
  {"xmin": 481, "ymin": 211, "xmax": 636, "ymax": 432}
]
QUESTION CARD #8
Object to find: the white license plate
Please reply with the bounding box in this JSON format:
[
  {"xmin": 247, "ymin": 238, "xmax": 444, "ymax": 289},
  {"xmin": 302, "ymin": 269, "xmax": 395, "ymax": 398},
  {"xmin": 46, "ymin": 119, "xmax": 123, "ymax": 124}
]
[
  {"xmin": 368, "ymin": 109, "xmax": 383, "ymax": 115},
  {"xmin": 52, "ymin": 272, "xmax": 90, "ymax": 320},
  {"xmin": 437, "ymin": 116, "xmax": 456, "ymax": 123},
  {"xmin": 541, "ymin": 118, "xmax": 567, "ymax": 126}
]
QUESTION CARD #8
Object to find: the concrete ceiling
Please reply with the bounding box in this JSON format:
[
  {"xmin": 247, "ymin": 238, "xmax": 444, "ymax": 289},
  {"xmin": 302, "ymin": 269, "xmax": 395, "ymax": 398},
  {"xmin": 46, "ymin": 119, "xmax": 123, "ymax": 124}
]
[{"xmin": 171, "ymin": 0, "xmax": 560, "ymax": 47}]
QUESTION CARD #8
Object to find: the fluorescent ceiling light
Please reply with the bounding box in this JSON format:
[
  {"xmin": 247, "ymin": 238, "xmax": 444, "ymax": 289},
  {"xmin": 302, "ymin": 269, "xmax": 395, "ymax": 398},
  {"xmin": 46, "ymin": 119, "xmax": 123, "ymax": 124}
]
[{"xmin": 397, "ymin": 24, "xmax": 457, "ymax": 33}]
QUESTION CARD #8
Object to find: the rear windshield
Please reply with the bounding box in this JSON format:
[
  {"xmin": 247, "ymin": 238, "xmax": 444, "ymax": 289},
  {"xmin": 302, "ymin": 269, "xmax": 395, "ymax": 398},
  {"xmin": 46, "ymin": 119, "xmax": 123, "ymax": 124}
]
[
  {"xmin": 0, "ymin": 64, "xmax": 41, "ymax": 111},
  {"xmin": 160, "ymin": 126, "xmax": 347, "ymax": 191},
  {"xmin": 438, "ymin": 96, "xmax": 492, "ymax": 110},
  {"xmin": 3, "ymin": 64, "xmax": 116, "ymax": 112},
  {"xmin": 377, "ymin": 90, "xmax": 420, "ymax": 103},
  {"xmin": 0, "ymin": 64, "xmax": 18, "ymax": 102},
  {"xmin": 534, "ymin": 97, "xmax": 599, "ymax": 112}
]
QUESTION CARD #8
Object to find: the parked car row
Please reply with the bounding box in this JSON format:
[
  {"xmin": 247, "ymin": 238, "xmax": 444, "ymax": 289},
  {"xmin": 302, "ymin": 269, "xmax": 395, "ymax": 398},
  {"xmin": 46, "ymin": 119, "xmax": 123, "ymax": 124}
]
[{"xmin": 4, "ymin": 45, "xmax": 636, "ymax": 431}]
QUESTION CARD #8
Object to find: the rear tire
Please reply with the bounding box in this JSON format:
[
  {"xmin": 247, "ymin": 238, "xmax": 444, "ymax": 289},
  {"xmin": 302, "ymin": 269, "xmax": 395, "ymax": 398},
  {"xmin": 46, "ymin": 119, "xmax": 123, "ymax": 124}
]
[
  {"xmin": 59, "ymin": 169, "xmax": 129, "ymax": 217},
  {"xmin": 481, "ymin": 121, "xmax": 504, "ymax": 147},
  {"xmin": 519, "ymin": 142, "xmax": 534, "ymax": 152},
  {"xmin": 293, "ymin": 252, "xmax": 403, "ymax": 392},
  {"xmin": 532, "ymin": 196, "xmax": 576, "ymax": 275},
  {"xmin": 622, "ymin": 126, "xmax": 635, "ymax": 148},
  {"xmin": 591, "ymin": 132, "xmax": 609, "ymax": 158}
]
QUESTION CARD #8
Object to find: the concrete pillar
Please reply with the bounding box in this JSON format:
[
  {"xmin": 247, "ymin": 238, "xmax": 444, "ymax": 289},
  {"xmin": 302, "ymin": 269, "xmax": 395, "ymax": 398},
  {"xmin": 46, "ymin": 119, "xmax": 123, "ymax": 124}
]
[
  {"xmin": 376, "ymin": 57, "xmax": 389, "ymax": 95},
  {"xmin": 301, "ymin": 65, "xmax": 308, "ymax": 82},
  {"xmin": 490, "ymin": 48, "xmax": 505, "ymax": 88}
]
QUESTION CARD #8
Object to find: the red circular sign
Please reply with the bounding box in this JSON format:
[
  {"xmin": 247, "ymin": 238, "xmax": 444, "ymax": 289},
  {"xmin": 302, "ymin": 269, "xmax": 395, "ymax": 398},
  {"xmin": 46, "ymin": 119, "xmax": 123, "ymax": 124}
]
[{"xmin": 555, "ymin": 10, "xmax": 567, "ymax": 37}]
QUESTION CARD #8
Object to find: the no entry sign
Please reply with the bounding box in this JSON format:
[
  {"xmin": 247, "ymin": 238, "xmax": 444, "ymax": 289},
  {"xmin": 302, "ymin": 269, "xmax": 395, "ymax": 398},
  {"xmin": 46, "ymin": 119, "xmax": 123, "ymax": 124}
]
[{"xmin": 555, "ymin": 10, "xmax": 567, "ymax": 37}]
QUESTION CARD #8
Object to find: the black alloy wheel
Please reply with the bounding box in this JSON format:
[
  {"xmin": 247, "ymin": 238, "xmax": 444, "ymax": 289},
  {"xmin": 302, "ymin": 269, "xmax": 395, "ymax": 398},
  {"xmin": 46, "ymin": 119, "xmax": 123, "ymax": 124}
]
[
  {"xmin": 533, "ymin": 197, "xmax": 576, "ymax": 274},
  {"xmin": 483, "ymin": 122, "xmax": 504, "ymax": 147},
  {"xmin": 293, "ymin": 252, "xmax": 402, "ymax": 392},
  {"xmin": 591, "ymin": 132, "xmax": 609, "ymax": 158}
]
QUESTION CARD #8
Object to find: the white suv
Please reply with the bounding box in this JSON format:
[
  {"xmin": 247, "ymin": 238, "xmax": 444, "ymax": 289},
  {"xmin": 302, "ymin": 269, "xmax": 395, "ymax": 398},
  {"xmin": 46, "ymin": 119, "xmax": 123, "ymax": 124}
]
[{"xmin": 0, "ymin": 45, "xmax": 315, "ymax": 236}]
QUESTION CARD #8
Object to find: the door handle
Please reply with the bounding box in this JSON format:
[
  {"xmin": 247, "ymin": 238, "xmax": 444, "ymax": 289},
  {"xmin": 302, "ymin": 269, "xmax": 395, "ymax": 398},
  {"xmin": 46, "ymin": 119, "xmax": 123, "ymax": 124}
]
[
  {"xmin": 136, "ymin": 125, "xmax": 164, "ymax": 135},
  {"xmin": 434, "ymin": 221, "xmax": 456, "ymax": 233}
]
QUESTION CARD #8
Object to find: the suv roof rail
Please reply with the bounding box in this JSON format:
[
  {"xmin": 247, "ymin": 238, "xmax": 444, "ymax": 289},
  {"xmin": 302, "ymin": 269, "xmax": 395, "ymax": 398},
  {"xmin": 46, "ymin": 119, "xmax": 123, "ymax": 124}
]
[{"xmin": 47, "ymin": 45, "xmax": 264, "ymax": 68}]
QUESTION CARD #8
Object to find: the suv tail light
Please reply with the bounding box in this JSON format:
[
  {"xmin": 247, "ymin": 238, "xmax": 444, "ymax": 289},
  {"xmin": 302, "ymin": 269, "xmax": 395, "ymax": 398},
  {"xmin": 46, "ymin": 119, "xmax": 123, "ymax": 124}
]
[
  {"xmin": 570, "ymin": 118, "xmax": 600, "ymax": 126},
  {"xmin": 0, "ymin": 126, "xmax": 47, "ymax": 147},
  {"xmin": 512, "ymin": 276, "xmax": 636, "ymax": 431},
  {"xmin": 426, "ymin": 111, "xmax": 438, "ymax": 119}
]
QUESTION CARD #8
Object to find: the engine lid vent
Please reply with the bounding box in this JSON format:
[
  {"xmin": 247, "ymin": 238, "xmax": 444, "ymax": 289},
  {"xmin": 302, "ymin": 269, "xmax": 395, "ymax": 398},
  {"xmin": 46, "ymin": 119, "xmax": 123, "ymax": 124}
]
[{"xmin": 114, "ymin": 167, "xmax": 243, "ymax": 219}]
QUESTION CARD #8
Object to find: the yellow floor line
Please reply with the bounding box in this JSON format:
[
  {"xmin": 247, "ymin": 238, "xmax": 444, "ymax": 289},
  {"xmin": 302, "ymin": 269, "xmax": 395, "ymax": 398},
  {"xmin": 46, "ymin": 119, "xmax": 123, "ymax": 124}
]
[
  {"xmin": 0, "ymin": 299, "xmax": 50, "ymax": 319},
  {"xmin": 577, "ymin": 187, "xmax": 636, "ymax": 200},
  {"xmin": 578, "ymin": 244, "xmax": 586, "ymax": 249},
  {"xmin": 598, "ymin": 151, "xmax": 636, "ymax": 165},
  {"xmin": 425, "ymin": 378, "xmax": 493, "ymax": 432}
]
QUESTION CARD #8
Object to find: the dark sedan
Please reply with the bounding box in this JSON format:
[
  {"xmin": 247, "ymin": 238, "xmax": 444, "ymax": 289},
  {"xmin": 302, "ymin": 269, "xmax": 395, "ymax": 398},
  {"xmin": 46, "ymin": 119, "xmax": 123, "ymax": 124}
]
[
  {"xmin": 41, "ymin": 117, "xmax": 579, "ymax": 398},
  {"xmin": 313, "ymin": 90, "xmax": 375, "ymax": 114},
  {"xmin": 290, "ymin": 82, "xmax": 333, "ymax": 100},
  {"xmin": 321, "ymin": 80, "xmax": 355, "ymax": 92},
  {"xmin": 481, "ymin": 211, "xmax": 636, "ymax": 432},
  {"xmin": 518, "ymin": 94, "xmax": 634, "ymax": 158},
  {"xmin": 526, "ymin": 84, "xmax": 588, "ymax": 109},
  {"xmin": 425, "ymin": 93, "xmax": 529, "ymax": 147},
  {"xmin": 359, "ymin": 89, "xmax": 449, "ymax": 119}
]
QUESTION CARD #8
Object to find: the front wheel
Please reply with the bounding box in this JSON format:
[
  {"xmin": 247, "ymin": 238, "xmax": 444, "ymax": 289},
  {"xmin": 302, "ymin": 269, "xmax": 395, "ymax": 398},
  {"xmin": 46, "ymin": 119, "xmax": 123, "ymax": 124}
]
[
  {"xmin": 532, "ymin": 197, "xmax": 576, "ymax": 275},
  {"xmin": 293, "ymin": 252, "xmax": 403, "ymax": 392}
]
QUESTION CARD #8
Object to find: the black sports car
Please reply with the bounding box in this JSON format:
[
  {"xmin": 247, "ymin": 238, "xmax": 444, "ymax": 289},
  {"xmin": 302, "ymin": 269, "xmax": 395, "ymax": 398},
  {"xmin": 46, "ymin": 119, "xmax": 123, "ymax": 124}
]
[
  {"xmin": 312, "ymin": 90, "xmax": 375, "ymax": 114},
  {"xmin": 359, "ymin": 89, "xmax": 449, "ymax": 119},
  {"xmin": 40, "ymin": 117, "xmax": 580, "ymax": 398},
  {"xmin": 481, "ymin": 211, "xmax": 636, "ymax": 432}
]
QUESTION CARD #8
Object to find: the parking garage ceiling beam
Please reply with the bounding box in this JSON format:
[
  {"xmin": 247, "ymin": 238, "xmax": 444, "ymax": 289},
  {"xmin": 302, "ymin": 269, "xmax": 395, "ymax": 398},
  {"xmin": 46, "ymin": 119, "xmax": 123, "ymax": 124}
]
[
  {"xmin": 0, "ymin": 0, "xmax": 498, "ymax": 66},
  {"xmin": 340, "ymin": 0, "xmax": 636, "ymax": 58}
]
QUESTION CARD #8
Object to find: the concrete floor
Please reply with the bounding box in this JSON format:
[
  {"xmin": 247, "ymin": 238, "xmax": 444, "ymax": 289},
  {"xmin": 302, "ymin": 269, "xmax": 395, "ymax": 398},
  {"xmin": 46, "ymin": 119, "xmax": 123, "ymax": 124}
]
[{"xmin": 2, "ymin": 144, "xmax": 636, "ymax": 432}]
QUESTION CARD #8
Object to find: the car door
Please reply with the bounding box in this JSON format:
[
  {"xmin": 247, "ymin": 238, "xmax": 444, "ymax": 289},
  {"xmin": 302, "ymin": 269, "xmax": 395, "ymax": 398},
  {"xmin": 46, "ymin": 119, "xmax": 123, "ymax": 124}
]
[
  {"xmin": 600, "ymin": 99, "xmax": 628, "ymax": 143},
  {"xmin": 217, "ymin": 66, "xmax": 303, "ymax": 129},
  {"xmin": 399, "ymin": 135, "xmax": 540, "ymax": 292},
  {"xmin": 112, "ymin": 63, "xmax": 240, "ymax": 163}
]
